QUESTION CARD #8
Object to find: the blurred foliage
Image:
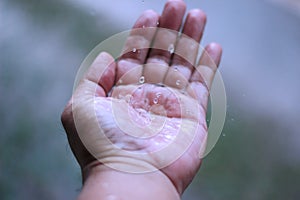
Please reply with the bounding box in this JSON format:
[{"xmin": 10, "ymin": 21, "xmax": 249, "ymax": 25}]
[
  {"xmin": 1, "ymin": 0, "xmax": 116, "ymax": 199},
  {"xmin": 190, "ymin": 113, "xmax": 300, "ymax": 200},
  {"xmin": 5, "ymin": 0, "xmax": 116, "ymax": 50}
]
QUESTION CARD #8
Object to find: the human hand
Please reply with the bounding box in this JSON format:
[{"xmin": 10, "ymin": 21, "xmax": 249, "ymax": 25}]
[{"xmin": 61, "ymin": 0, "xmax": 222, "ymax": 198}]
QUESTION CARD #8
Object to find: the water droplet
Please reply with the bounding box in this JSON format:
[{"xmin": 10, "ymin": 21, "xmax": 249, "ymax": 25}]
[
  {"xmin": 132, "ymin": 48, "xmax": 137, "ymax": 53},
  {"xmin": 175, "ymin": 80, "xmax": 181, "ymax": 86},
  {"xmin": 155, "ymin": 92, "xmax": 161, "ymax": 98},
  {"xmin": 144, "ymin": 98, "xmax": 149, "ymax": 104},
  {"xmin": 168, "ymin": 44, "xmax": 174, "ymax": 54},
  {"xmin": 118, "ymin": 79, "xmax": 123, "ymax": 84},
  {"xmin": 165, "ymin": 135, "xmax": 172, "ymax": 139},
  {"xmin": 222, "ymin": 133, "xmax": 226, "ymax": 137},
  {"xmin": 153, "ymin": 98, "xmax": 158, "ymax": 104},
  {"xmin": 180, "ymin": 89, "xmax": 186, "ymax": 94},
  {"xmin": 156, "ymin": 21, "xmax": 160, "ymax": 25},
  {"xmin": 139, "ymin": 76, "xmax": 145, "ymax": 84},
  {"xmin": 174, "ymin": 67, "xmax": 178, "ymax": 72}
]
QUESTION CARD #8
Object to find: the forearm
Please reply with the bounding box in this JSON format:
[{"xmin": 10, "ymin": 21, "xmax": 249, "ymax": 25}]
[{"xmin": 78, "ymin": 164, "xmax": 181, "ymax": 200}]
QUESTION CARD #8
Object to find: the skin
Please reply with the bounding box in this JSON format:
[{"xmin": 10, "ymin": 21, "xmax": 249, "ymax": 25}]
[{"xmin": 61, "ymin": 0, "xmax": 222, "ymax": 199}]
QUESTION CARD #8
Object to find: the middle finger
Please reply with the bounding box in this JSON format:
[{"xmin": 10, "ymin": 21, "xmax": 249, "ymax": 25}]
[
  {"xmin": 144, "ymin": 0, "xmax": 186, "ymax": 84},
  {"xmin": 164, "ymin": 9, "xmax": 207, "ymax": 90}
]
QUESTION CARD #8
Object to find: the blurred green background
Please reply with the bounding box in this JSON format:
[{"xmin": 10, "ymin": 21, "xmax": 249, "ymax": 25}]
[{"xmin": 1, "ymin": 0, "xmax": 300, "ymax": 199}]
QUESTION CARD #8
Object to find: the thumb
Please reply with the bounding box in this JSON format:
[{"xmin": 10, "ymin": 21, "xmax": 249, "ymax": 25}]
[{"xmin": 76, "ymin": 52, "xmax": 116, "ymax": 98}]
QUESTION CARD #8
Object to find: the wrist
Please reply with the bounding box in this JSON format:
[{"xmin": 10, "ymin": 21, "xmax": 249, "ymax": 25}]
[{"xmin": 79, "ymin": 163, "xmax": 181, "ymax": 200}]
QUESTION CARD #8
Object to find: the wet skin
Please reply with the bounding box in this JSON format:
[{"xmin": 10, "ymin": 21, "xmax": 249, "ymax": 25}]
[{"xmin": 62, "ymin": 0, "xmax": 222, "ymax": 196}]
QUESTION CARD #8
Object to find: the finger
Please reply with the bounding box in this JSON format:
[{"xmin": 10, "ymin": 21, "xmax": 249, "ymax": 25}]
[
  {"xmin": 164, "ymin": 9, "xmax": 207, "ymax": 89},
  {"xmin": 116, "ymin": 10, "xmax": 159, "ymax": 84},
  {"xmin": 190, "ymin": 43, "xmax": 222, "ymax": 90},
  {"xmin": 82, "ymin": 52, "xmax": 116, "ymax": 97},
  {"xmin": 144, "ymin": 0, "xmax": 186, "ymax": 84}
]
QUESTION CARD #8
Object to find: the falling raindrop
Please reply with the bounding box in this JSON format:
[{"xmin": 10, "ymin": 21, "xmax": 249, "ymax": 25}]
[
  {"xmin": 175, "ymin": 80, "xmax": 181, "ymax": 86},
  {"xmin": 139, "ymin": 76, "xmax": 145, "ymax": 84},
  {"xmin": 168, "ymin": 44, "xmax": 174, "ymax": 54}
]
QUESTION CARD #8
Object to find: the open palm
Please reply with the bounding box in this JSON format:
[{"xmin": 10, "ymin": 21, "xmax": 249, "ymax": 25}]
[{"xmin": 62, "ymin": 0, "xmax": 222, "ymax": 194}]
